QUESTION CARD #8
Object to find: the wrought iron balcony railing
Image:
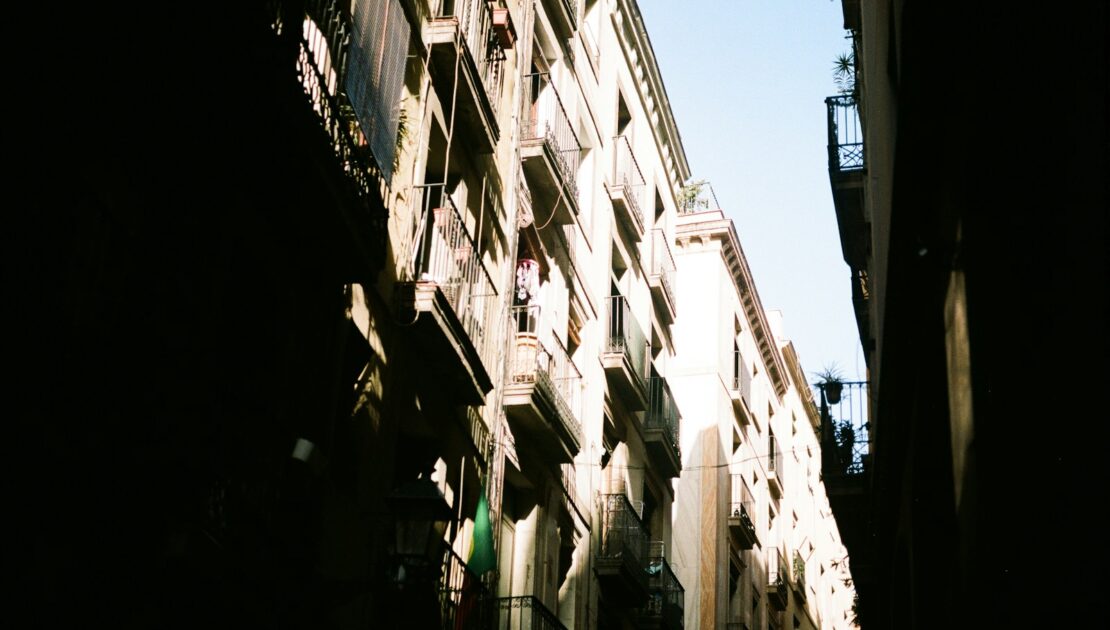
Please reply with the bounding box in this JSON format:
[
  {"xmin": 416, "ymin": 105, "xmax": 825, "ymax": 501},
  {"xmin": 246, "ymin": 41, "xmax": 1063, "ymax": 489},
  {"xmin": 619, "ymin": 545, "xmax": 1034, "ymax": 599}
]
[
  {"xmin": 825, "ymin": 95, "xmax": 864, "ymax": 174},
  {"xmin": 729, "ymin": 475, "xmax": 757, "ymax": 535},
  {"xmin": 598, "ymin": 493, "xmax": 650, "ymax": 569},
  {"xmin": 439, "ymin": 543, "xmax": 495, "ymax": 629},
  {"xmin": 650, "ymin": 229, "xmax": 677, "ymax": 312},
  {"xmin": 817, "ymin": 380, "xmax": 871, "ymax": 476},
  {"xmin": 496, "ymin": 595, "xmax": 567, "ymax": 630},
  {"xmin": 643, "ymin": 550, "xmax": 685, "ymax": 623},
  {"xmin": 523, "ymin": 72, "xmax": 581, "ymax": 199},
  {"xmin": 731, "ymin": 349, "xmax": 753, "ymax": 405},
  {"xmin": 436, "ymin": 0, "xmax": 506, "ymax": 116},
  {"xmin": 508, "ymin": 305, "xmax": 584, "ymax": 435},
  {"xmin": 792, "ymin": 550, "xmax": 807, "ymax": 599},
  {"xmin": 411, "ymin": 183, "xmax": 498, "ymax": 361},
  {"xmin": 768, "ymin": 433, "xmax": 782, "ymax": 485},
  {"xmin": 612, "ymin": 135, "xmax": 645, "ymax": 227},
  {"xmin": 645, "ymin": 376, "xmax": 681, "ymax": 458},
  {"xmin": 605, "ymin": 295, "xmax": 649, "ymax": 389},
  {"xmin": 767, "ymin": 547, "xmax": 787, "ymax": 587}
]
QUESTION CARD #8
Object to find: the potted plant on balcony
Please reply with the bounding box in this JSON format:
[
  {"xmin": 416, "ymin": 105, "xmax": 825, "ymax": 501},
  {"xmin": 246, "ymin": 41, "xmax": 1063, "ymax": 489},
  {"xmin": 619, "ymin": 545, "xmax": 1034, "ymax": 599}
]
[{"xmin": 814, "ymin": 363, "xmax": 845, "ymax": 404}]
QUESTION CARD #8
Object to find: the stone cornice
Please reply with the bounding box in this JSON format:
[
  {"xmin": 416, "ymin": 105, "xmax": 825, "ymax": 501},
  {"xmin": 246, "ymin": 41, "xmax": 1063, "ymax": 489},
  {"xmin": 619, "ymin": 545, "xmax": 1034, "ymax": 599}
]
[
  {"xmin": 676, "ymin": 211, "xmax": 789, "ymax": 400},
  {"xmin": 611, "ymin": 0, "xmax": 691, "ymax": 202}
]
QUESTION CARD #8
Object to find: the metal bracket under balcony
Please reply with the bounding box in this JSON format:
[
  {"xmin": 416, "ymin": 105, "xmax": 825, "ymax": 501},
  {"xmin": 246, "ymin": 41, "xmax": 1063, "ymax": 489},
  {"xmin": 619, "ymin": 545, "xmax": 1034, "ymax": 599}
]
[
  {"xmin": 427, "ymin": 10, "xmax": 501, "ymax": 153},
  {"xmin": 727, "ymin": 502, "xmax": 759, "ymax": 550},
  {"xmin": 596, "ymin": 494, "xmax": 650, "ymax": 607},
  {"xmin": 644, "ymin": 377, "xmax": 681, "ymax": 479},
  {"xmin": 503, "ymin": 312, "xmax": 583, "ymax": 464}
]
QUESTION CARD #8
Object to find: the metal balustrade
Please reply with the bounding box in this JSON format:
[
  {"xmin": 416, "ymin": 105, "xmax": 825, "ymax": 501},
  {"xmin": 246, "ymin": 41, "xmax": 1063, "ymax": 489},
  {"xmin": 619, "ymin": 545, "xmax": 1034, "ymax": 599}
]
[
  {"xmin": 732, "ymin": 349, "xmax": 752, "ymax": 406},
  {"xmin": 522, "ymin": 72, "xmax": 581, "ymax": 200},
  {"xmin": 508, "ymin": 306, "xmax": 584, "ymax": 437},
  {"xmin": 598, "ymin": 493, "xmax": 649, "ymax": 568},
  {"xmin": 612, "ymin": 135, "xmax": 645, "ymax": 228},
  {"xmin": 650, "ymin": 229, "xmax": 677, "ymax": 311},
  {"xmin": 817, "ymin": 380, "xmax": 871, "ymax": 476},
  {"xmin": 439, "ymin": 543, "xmax": 495, "ymax": 629},
  {"xmin": 645, "ymin": 376, "xmax": 681, "ymax": 458},
  {"xmin": 411, "ymin": 184, "xmax": 498, "ymax": 361},
  {"xmin": 643, "ymin": 550, "xmax": 685, "ymax": 623},
  {"xmin": 825, "ymin": 95, "xmax": 864, "ymax": 173},
  {"xmin": 730, "ymin": 475, "xmax": 757, "ymax": 537},
  {"xmin": 605, "ymin": 295, "xmax": 649, "ymax": 389},
  {"xmin": 496, "ymin": 595, "xmax": 568, "ymax": 630},
  {"xmin": 435, "ymin": 0, "xmax": 506, "ymax": 115}
]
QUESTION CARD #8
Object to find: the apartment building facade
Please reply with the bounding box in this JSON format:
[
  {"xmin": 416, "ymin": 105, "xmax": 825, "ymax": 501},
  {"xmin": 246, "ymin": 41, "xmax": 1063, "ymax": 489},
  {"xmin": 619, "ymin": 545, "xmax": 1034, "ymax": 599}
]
[
  {"xmin": 669, "ymin": 195, "xmax": 859, "ymax": 630},
  {"xmin": 10, "ymin": 1, "xmax": 862, "ymax": 628},
  {"xmin": 820, "ymin": 1, "xmax": 1104, "ymax": 627}
]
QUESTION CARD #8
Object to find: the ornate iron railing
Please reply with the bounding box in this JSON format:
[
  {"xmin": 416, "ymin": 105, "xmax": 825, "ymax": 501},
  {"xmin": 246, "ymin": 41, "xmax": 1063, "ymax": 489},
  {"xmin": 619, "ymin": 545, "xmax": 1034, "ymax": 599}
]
[
  {"xmin": 411, "ymin": 183, "xmax": 498, "ymax": 360},
  {"xmin": 604, "ymin": 295, "xmax": 649, "ymax": 389},
  {"xmin": 439, "ymin": 543, "xmax": 495, "ymax": 629},
  {"xmin": 269, "ymin": 0, "xmax": 394, "ymax": 243},
  {"xmin": 598, "ymin": 493, "xmax": 649, "ymax": 568},
  {"xmin": 522, "ymin": 72, "xmax": 581, "ymax": 200},
  {"xmin": 730, "ymin": 474, "xmax": 757, "ymax": 536},
  {"xmin": 817, "ymin": 380, "xmax": 871, "ymax": 476},
  {"xmin": 825, "ymin": 95, "xmax": 864, "ymax": 173},
  {"xmin": 650, "ymin": 229, "xmax": 677, "ymax": 310},
  {"xmin": 508, "ymin": 306, "xmax": 584, "ymax": 437},
  {"xmin": 645, "ymin": 376, "xmax": 681, "ymax": 458},
  {"xmin": 436, "ymin": 0, "xmax": 505, "ymax": 115},
  {"xmin": 612, "ymin": 135, "xmax": 645, "ymax": 227},
  {"xmin": 496, "ymin": 595, "xmax": 567, "ymax": 630}
]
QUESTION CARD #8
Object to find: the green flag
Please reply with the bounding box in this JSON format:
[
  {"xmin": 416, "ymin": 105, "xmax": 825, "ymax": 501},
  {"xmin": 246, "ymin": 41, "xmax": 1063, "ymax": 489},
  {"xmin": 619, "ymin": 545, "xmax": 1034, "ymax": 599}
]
[{"xmin": 467, "ymin": 486, "xmax": 496, "ymax": 576}]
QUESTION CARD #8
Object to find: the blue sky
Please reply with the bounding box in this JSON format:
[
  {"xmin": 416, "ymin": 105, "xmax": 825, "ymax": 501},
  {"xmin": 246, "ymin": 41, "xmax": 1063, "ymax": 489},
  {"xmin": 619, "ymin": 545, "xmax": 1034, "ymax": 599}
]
[{"xmin": 639, "ymin": 0, "xmax": 865, "ymax": 383}]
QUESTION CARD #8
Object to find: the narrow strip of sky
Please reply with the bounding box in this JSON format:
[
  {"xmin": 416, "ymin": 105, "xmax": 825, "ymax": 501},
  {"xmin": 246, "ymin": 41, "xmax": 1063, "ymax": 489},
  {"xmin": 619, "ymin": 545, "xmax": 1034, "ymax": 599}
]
[{"xmin": 639, "ymin": 0, "xmax": 865, "ymax": 384}]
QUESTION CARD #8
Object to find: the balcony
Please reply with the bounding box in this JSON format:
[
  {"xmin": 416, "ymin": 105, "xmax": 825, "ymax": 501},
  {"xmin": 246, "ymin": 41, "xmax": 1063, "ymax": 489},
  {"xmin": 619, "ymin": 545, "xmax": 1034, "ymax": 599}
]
[
  {"xmin": 596, "ymin": 493, "xmax": 650, "ymax": 607},
  {"xmin": 766, "ymin": 434, "xmax": 783, "ymax": 499},
  {"xmin": 503, "ymin": 306, "xmax": 583, "ymax": 464},
  {"xmin": 824, "ymin": 95, "xmax": 867, "ymax": 270},
  {"xmin": 540, "ymin": 0, "xmax": 579, "ymax": 37},
  {"xmin": 521, "ymin": 72, "xmax": 581, "ymax": 226},
  {"xmin": 610, "ymin": 135, "xmax": 646, "ymax": 240},
  {"xmin": 644, "ymin": 377, "xmax": 682, "ymax": 479},
  {"xmin": 648, "ymin": 229, "xmax": 677, "ymax": 324},
  {"xmin": 792, "ymin": 550, "xmax": 807, "ymax": 603},
  {"xmin": 639, "ymin": 545, "xmax": 685, "ymax": 630},
  {"xmin": 395, "ymin": 184, "xmax": 497, "ymax": 405},
  {"xmin": 728, "ymin": 475, "xmax": 759, "ymax": 550},
  {"xmin": 601, "ymin": 295, "xmax": 649, "ymax": 411},
  {"xmin": 274, "ymin": 0, "xmax": 398, "ymax": 266},
  {"xmin": 765, "ymin": 548, "xmax": 789, "ymax": 611},
  {"xmin": 729, "ymin": 349, "xmax": 755, "ymax": 427},
  {"xmin": 427, "ymin": 0, "xmax": 506, "ymax": 153},
  {"xmin": 439, "ymin": 543, "xmax": 496, "ymax": 629},
  {"xmin": 496, "ymin": 595, "xmax": 567, "ymax": 630}
]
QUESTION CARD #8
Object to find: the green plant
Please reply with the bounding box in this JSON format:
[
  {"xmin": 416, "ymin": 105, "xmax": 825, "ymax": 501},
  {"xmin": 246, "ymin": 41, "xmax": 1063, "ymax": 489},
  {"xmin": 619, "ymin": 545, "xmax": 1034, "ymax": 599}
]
[
  {"xmin": 813, "ymin": 362, "xmax": 844, "ymax": 386},
  {"xmin": 833, "ymin": 50, "xmax": 857, "ymax": 99},
  {"xmin": 679, "ymin": 179, "xmax": 708, "ymax": 212}
]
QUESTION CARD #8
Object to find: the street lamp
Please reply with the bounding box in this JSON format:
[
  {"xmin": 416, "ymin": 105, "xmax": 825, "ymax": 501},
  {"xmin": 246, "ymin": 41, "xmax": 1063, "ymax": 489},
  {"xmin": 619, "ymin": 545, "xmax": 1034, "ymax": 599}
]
[{"xmin": 386, "ymin": 476, "xmax": 453, "ymax": 587}]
